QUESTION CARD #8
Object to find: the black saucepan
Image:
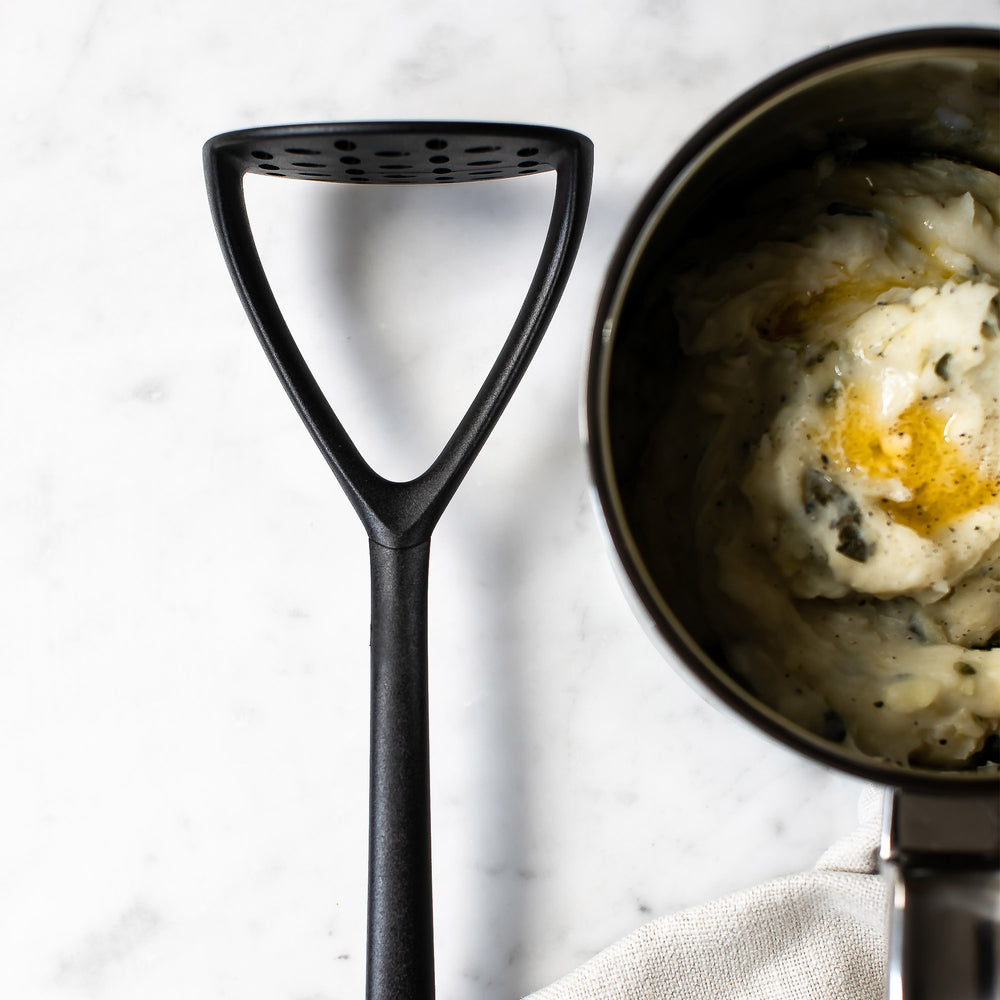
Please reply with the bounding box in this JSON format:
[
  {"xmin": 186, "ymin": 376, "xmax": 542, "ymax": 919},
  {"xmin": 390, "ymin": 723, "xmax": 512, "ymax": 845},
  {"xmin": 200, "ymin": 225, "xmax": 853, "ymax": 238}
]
[{"xmin": 587, "ymin": 27, "xmax": 999, "ymax": 1000}]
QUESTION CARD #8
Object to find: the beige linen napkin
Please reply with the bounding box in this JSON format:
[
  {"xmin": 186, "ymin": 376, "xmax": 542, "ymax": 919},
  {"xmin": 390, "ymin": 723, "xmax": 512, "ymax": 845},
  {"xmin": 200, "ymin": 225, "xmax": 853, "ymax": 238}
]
[{"xmin": 525, "ymin": 786, "xmax": 888, "ymax": 1000}]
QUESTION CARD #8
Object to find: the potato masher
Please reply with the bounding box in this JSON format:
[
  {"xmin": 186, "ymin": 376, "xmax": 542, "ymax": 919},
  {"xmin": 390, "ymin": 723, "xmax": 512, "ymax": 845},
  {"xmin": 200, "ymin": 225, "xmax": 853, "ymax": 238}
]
[{"xmin": 203, "ymin": 121, "xmax": 592, "ymax": 999}]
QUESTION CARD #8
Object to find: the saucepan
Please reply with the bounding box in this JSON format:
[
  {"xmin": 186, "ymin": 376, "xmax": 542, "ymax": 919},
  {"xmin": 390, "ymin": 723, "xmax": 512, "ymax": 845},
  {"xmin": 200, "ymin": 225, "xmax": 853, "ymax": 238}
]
[{"xmin": 586, "ymin": 27, "xmax": 998, "ymax": 1000}]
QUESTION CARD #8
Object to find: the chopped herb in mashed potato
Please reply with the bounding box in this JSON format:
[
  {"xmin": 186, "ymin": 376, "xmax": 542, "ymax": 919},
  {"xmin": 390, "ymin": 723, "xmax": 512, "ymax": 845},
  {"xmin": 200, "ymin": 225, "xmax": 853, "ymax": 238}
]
[{"xmin": 643, "ymin": 157, "xmax": 1000, "ymax": 769}]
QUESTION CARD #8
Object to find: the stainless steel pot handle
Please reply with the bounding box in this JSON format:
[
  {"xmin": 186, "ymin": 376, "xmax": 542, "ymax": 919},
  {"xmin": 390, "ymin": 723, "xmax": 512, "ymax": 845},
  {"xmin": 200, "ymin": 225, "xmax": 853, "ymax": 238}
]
[{"xmin": 880, "ymin": 788, "xmax": 1000, "ymax": 1000}]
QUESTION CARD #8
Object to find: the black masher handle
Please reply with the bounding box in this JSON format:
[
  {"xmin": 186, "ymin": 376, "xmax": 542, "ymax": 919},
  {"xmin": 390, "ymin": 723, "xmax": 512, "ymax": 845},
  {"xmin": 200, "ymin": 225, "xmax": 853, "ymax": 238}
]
[{"xmin": 367, "ymin": 538, "xmax": 434, "ymax": 1000}]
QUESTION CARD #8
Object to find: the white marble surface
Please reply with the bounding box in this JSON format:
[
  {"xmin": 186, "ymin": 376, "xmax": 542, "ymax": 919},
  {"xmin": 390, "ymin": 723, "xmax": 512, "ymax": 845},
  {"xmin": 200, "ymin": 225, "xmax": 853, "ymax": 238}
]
[{"xmin": 2, "ymin": 3, "xmax": 996, "ymax": 998}]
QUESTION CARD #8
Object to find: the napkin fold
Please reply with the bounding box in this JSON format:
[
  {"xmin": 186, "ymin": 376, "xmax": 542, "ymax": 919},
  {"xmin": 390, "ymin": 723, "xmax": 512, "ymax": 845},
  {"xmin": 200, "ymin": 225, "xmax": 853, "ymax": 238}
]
[{"xmin": 525, "ymin": 785, "xmax": 888, "ymax": 1000}]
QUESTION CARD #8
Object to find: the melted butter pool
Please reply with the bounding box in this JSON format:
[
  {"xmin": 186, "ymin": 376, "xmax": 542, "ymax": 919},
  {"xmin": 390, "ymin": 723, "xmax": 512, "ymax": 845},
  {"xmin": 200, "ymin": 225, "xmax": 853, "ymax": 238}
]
[{"xmin": 823, "ymin": 392, "xmax": 999, "ymax": 536}]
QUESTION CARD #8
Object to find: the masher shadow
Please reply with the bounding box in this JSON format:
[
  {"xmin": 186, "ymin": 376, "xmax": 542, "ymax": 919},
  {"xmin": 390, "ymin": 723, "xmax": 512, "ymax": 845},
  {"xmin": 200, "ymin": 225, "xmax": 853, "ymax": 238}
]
[{"xmin": 307, "ymin": 175, "xmax": 561, "ymax": 991}]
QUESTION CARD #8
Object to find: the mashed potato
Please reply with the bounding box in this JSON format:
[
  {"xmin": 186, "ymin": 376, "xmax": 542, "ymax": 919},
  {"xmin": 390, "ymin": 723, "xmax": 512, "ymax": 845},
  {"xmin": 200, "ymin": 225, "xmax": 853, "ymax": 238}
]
[{"xmin": 644, "ymin": 157, "xmax": 999, "ymax": 768}]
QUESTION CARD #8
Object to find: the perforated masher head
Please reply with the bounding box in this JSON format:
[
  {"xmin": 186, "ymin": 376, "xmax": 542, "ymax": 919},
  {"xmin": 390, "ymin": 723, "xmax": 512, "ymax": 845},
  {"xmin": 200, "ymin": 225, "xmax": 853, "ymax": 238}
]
[{"xmin": 208, "ymin": 120, "xmax": 578, "ymax": 184}]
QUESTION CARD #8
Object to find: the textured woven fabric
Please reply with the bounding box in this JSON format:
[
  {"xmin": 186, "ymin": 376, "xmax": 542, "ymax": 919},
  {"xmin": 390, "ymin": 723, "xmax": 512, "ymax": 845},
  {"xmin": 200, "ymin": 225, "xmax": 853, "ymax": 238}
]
[{"xmin": 525, "ymin": 786, "xmax": 889, "ymax": 1000}]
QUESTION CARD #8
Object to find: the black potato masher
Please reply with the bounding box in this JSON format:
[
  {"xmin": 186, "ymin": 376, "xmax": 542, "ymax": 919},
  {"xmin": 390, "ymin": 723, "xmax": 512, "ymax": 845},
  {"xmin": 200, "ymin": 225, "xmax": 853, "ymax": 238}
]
[{"xmin": 203, "ymin": 122, "xmax": 592, "ymax": 999}]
